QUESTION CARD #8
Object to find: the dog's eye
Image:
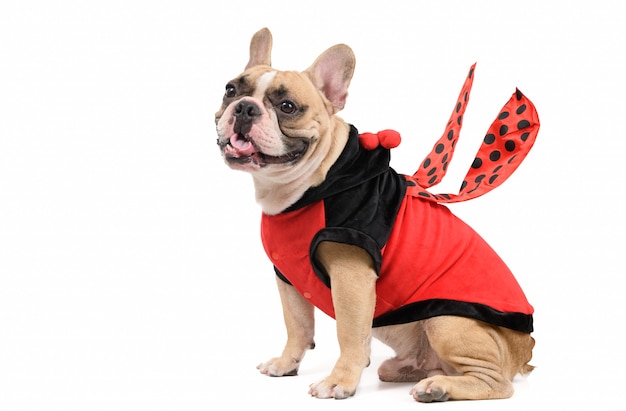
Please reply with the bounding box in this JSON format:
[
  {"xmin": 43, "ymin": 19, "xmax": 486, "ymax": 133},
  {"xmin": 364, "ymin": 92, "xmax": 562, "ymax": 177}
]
[
  {"xmin": 280, "ymin": 100, "xmax": 297, "ymax": 114},
  {"xmin": 225, "ymin": 84, "xmax": 236, "ymax": 98}
]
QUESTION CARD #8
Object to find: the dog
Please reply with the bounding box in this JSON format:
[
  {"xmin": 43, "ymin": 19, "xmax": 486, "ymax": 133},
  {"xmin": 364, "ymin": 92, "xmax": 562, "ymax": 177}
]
[{"xmin": 215, "ymin": 27, "xmax": 538, "ymax": 402}]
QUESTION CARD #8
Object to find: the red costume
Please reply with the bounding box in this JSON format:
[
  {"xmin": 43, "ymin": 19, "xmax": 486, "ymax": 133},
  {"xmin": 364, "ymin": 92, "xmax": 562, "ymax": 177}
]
[{"xmin": 261, "ymin": 65, "xmax": 539, "ymax": 333}]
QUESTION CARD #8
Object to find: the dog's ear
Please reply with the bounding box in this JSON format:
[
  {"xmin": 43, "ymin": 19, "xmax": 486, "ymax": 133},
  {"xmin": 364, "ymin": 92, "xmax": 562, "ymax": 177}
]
[
  {"xmin": 305, "ymin": 44, "xmax": 356, "ymax": 113},
  {"xmin": 245, "ymin": 28, "xmax": 273, "ymax": 70}
]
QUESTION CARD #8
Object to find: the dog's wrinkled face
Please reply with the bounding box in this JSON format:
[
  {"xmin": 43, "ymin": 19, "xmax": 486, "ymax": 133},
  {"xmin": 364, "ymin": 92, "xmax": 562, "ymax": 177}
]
[
  {"xmin": 216, "ymin": 28, "xmax": 355, "ymax": 214},
  {"xmin": 216, "ymin": 28, "xmax": 355, "ymax": 175},
  {"xmin": 215, "ymin": 65, "xmax": 324, "ymax": 172}
]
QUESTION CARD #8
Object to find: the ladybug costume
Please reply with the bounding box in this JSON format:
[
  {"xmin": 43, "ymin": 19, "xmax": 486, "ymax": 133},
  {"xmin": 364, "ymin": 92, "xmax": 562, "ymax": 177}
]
[{"xmin": 261, "ymin": 65, "xmax": 540, "ymax": 333}]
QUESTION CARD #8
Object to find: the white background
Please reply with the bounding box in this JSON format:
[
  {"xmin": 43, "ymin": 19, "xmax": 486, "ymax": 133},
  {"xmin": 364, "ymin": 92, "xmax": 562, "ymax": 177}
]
[{"xmin": 1, "ymin": 1, "xmax": 624, "ymax": 410}]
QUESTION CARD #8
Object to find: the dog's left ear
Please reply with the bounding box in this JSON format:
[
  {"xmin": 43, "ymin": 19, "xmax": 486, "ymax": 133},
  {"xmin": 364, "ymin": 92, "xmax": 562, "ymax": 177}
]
[
  {"xmin": 246, "ymin": 27, "xmax": 273, "ymax": 70},
  {"xmin": 305, "ymin": 44, "xmax": 356, "ymax": 113}
]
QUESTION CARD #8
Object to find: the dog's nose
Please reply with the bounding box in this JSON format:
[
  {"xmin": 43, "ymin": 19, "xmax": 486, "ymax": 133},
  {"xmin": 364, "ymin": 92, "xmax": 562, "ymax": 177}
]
[{"xmin": 234, "ymin": 100, "xmax": 261, "ymax": 123}]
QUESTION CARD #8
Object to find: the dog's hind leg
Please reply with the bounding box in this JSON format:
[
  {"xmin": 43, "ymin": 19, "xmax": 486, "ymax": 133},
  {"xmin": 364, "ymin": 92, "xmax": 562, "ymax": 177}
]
[
  {"xmin": 410, "ymin": 316, "xmax": 535, "ymax": 402},
  {"xmin": 373, "ymin": 322, "xmax": 453, "ymax": 383}
]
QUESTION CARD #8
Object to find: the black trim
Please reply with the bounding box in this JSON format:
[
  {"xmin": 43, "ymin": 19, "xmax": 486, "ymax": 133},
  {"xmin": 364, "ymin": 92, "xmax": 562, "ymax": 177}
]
[
  {"xmin": 310, "ymin": 228, "xmax": 383, "ymax": 288},
  {"xmin": 274, "ymin": 266, "xmax": 292, "ymax": 285},
  {"xmin": 372, "ymin": 299, "xmax": 533, "ymax": 333}
]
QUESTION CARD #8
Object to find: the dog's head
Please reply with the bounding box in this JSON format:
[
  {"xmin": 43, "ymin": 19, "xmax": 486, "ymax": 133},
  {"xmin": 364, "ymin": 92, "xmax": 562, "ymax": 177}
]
[{"xmin": 215, "ymin": 28, "xmax": 356, "ymax": 214}]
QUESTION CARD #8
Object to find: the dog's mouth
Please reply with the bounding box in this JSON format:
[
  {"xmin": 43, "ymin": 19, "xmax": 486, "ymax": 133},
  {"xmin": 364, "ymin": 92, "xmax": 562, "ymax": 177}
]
[{"xmin": 219, "ymin": 133, "xmax": 309, "ymax": 167}]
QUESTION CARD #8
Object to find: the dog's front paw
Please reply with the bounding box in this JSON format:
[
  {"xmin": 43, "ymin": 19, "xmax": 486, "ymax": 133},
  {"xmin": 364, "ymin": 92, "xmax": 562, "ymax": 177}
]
[
  {"xmin": 410, "ymin": 377, "xmax": 450, "ymax": 403},
  {"xmin": 308, "ymin": 377, "xmax": 356, "ymax": 399},
  {"xmin": 308, "ymin": 368, "xmax": 362, "ymax": 399},
  {"xmin": 257, "ymin": 357, "xmax": 300, "ymax": 377}
]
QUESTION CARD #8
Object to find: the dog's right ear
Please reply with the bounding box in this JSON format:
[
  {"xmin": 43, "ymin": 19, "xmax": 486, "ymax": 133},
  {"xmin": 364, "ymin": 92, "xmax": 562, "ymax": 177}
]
[{"xmin": 245, "ymin": 28, "xmax": 273, "ymax": 70}]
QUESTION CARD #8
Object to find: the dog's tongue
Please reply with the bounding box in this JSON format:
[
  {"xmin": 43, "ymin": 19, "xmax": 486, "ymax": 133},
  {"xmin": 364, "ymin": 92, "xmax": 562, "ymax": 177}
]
[{"xmin": 230, "ymin": 134, "xmax": 257, "ymax": 155}]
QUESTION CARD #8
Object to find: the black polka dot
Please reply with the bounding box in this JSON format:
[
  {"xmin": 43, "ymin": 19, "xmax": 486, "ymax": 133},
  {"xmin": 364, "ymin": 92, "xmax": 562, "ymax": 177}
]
[
  {"xmin": 484, "ymin": 133, "xmax": 496, "ymax": 144},
  {"xmin": 468, "ymin": 67, "xmax": 474, "ymax": 79},
  {"xmin": 440, "ymin": 193, "xmax": 451, "ymax": 200},
  {"xmin": 471, "ymin": 157, "xmax": 483, "ymax": 169},
  {"xmin": 489, "ymin": 174, "xmax": 499, "ymax": 184},
  {"xmin": 460, "ymin": 180, "xmax": 468, "ymax": 191},
  {"xmin": 457, "ymin": 115, "xmax": 462, "ymax": 126},
  {"xmin": 474, "ymin": 174, "xmax": 485, "ymax": 183},
  {"xmin": 447, "ymin": 130, "xmax": 454, "ymax": 140},
  {"xmin": 521, "ymin": 132, "xmax": 530, "ymax": 141},
  {"xmin": 489, "ymin": 150, "xmax": 501, "ymax": 161},
  {"xmin": 518, "ymin": 119, "xmax": 530, "ymax": 130},
  {"xmin": 464, "ymin": 91, "xmax": 468, "ymax": 102},
  {"xmin": 418, "ymin": 192, "xmax": 431, "ymax": 198},
  {"xmin": 428, "ymin": 175, "xmax": 437, "ymax": 185},
  {"xmin": 493, "ymin": 165, "xmax": 502, "ymax": 173},
  {"xmin": 443, "ymin": 162, "xmax": 449, "ymax": 171},
  {"xmin": 428, "ymin": 167, "xmax": 437, "ymax": 176},
  {"xmin": 423, "ymin": 158, "xmax": 431, "ymax": 168},
  {"xmin": 498, "ymin": 111, "xmax": 509, "ymax": 120},
  {"xmin": 507, "ymin": 154, "xmax": 518, "ymax": 164},
  {"xmin": 505, "ymin": 140, "xmax": 516, "ymax": 152},
  {"xmin": 515, "ymin": 89, "xmax": 523, "ymax": 100},
  {"xmin": 442, "ymin": 153, "xmax": 448, "ymax": 163},
  {"xmin": 516, "ymin": 104, "xmax": 527, "ymax": 115},
  {"xmin": 456, "ymin": 102, "xmax": 462, "ymax": 113},
  {"xmin": 499, "ymin": 124, "xmax": 509, "ymax": 136},
  {"xmin": 435, "ymin": 143, "xmax": 444, "ymax": 154}
]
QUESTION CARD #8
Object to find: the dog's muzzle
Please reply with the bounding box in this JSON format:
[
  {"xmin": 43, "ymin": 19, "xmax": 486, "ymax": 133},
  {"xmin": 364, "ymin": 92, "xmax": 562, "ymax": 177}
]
[{"xmin": 217, "ymin": 100, "xmax": 310, "ymax": 167}]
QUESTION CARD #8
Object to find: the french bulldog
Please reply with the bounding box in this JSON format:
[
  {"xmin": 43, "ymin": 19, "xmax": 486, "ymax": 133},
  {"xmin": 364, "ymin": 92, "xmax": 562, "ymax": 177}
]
[{"xmin": 215, "ymin": 27, "xmax": 536, "ymax": 402}]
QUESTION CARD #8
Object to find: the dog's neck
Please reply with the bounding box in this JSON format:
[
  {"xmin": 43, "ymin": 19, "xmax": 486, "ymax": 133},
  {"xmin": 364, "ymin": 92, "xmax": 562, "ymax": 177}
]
[{"xmin": 252, "ymin": 120, "xmax": 350, "ymax": 215}]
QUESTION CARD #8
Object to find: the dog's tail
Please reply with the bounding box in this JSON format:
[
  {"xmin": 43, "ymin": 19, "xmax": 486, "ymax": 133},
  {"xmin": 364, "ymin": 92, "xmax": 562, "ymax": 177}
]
[{"xmin": 412, "ymin": 64, "xmax": 540, "ymax": 203}]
